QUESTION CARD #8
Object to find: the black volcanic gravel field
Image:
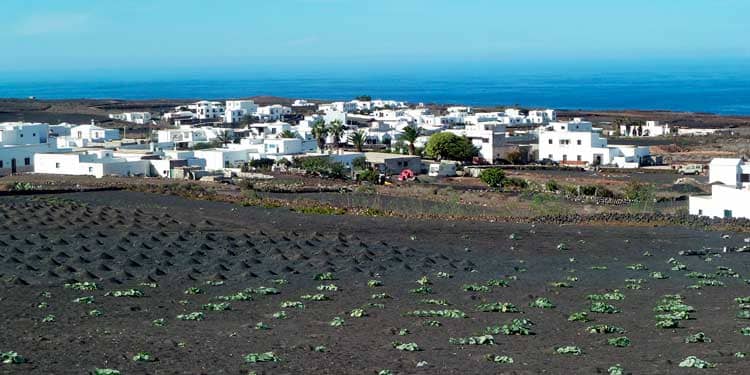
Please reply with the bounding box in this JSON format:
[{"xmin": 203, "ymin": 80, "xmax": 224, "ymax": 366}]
[{"xmin": 1, "ymin": 191, "xmax": 749, "ymax": 374}]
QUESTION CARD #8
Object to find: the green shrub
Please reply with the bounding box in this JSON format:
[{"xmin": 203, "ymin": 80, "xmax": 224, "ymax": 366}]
[
  {"xmin": 555, "ymin": 346, "xmax": 583, "ymax": 355},
  {"xmin": 590, "ymin": 302, "xmax": 620, "ymax": 314},
  {"xmin": 405, "ymin": 309, "xmax": 466, "ymax": 319},
  {"xmin": 244, "ymin": 352, "xmax": 280, "ymax": 363},
  {"xmin": 392, "ymin": 342, "xmax": 421, "ymax": 351},
  {"xmin": 480, "ymin": 168, "xmax": 506, "ymax": 188},
  {"xmin": 486, "ymin": 354, "xmax": 514, "ymax": 363},
  {"xmin": 586, "ymin": 324, "xmax": 625, "ymax": 334},
  {"xmin": 132, "ymin": 352, "xmax": 156, "ymax": 362},
  {"xmin": 329, "ymin": 317, "xmax": 345, "ymax": 327},
  {"xmin": 568, "ymin": 312, "xmax": 590, "ymax": 322},
  {"xmin": 529, "ymin": 297, "xmax": 555, "ymax": 309},
  {"xmin": 607, "ymin": 336, "xmax": 631, "ymax": 347},
  {"xmin": 106, "ymin": 289, "xmax": 144, "ymax": 298},
  {"xmin": 476, "ymin": 302, "xmax": 518, "ymax": 313},
  {"xmin": 64, "ymin": 282, "xmax": 98, "ymax": 291},
  {"xmin": 449, "ymin": 335, "xmax": 495, "ymax": 345},
  {"xmin": 176, "ymin": 312, "xmax": 204, "ymax": 321},
  {"xmin": 678, "ymin": 356, "xmax": 715, "ymax": 368},
  {"xmin": 1, "ymin": 351, "xmax": 26, "ymax": 364},
  {"xmin": 685, "ymin": 332, "xmax": 711, "ymax": 343}
]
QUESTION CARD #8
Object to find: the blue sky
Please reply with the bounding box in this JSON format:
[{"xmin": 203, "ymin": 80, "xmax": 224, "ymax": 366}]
[{"xmin": 2, "ymin": 0, "xmax": 749, "ymax": 77}]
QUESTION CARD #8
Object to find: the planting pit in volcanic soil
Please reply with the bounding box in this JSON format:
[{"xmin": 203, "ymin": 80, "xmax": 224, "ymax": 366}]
[{"xmin": 1, "ymin": 191, "xmax": 749, "ymax": 374}]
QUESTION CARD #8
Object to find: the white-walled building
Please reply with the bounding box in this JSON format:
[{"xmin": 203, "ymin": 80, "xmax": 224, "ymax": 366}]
[
  {"xmin": 620, "ymin": 121, "xmax": 672, "ymax": 137},
  {"xmin": 162, "ymin": 110, "xmax": 197, "ymax": 125},
  {"xmin": 689, "ymin": 158, "xmax": 750, "ymax": 219},
  {"xmin": 445, "ymin": 122, "xmax": 507, "ymax": 164},
  {"xmin": 34, "ymin": 150, "xmax": 150, "ymax": 178},
  {"xmin": 225, "ymin": 100, "xmax": 258, "ymax": 124},
  {"xmin": 157, "ymin": 126, "xmax": 234, "ymax": 148},
  {"xmin": 56, "ymin": 124, "xmax": 121, "ymax": 148},
  {"xmin": 0, "ymin": 122, "xmax": 61, "ymax": 175},
  {"xmin": 189, "ymin": 101, "xmax": 225, "ymax": 120},
  {"xmin": 538, "ymin": 118, "xmax": 650, "ymax": 167},
  {"xmin": 109, "ymin": 112, "xmax": 152, "ymax": 125},
  {"xmin": 193, "ymin": 149, "xmax": 251, "ymax": 171},
  {"xmin": 256, "ymin": 105, "xmax": 292, "ymax": 122},
  {"xmin": 292, "ymin": 99, "xmax": 316, "ymax": 108},
  {"xmin": 527, "ymin": 109, "xmax": 557, "ymax": 124}
]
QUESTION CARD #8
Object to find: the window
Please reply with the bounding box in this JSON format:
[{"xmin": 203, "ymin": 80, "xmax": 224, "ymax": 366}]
[
  {"xmin": 741, "ymin": 174, "xmax": 750, "ymax": 183},
  {"xmin": 562, "ymin": 154, "xmax": 568, "ymax": 161},
  {"xmin": 548, "ymin": 154, "xmax": 553, "ymax": 159},
  {"xmin": 577, "ymin": 140, "xmax": 582, "ymax": 145},
  {"xmin": 724, "ymin": 210, "xmax": 733, "ymax": 218},
  {"xmin": 24, "ymin": 157, "xmax": 30, "ymax": 166},
  {"xmin": 548, "ymin": 139, "xmax": 553, "ymax": 144},
  {"xmin": 577, "ymin": 155, "xmax": 582, "ymax": 161},
  {"xmin": 698, "ymin": 209, "xmax": 703, "ymax": 215},
  {"xmin": 55, "ymin": 163, "xmax": 60, "ymax": 168},
  {"xmin": 88, "ymin": 167, "xmax": 93, "ymax": 173},
  {"xmin": 0, "ymin": 161, "xmax": 3, "ymax": 168}
]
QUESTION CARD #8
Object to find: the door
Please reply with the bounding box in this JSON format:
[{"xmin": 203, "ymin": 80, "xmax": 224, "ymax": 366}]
[{"xmin": 11, "ymin": 158, "xmax": 16, "ymax": 174}]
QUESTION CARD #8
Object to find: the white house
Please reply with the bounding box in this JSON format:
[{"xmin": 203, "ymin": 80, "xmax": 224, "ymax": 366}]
[
  {"xmin": 225, "ymin": 100, "xmax": 258, "ymax": 124},
  {"xmin": 189, "ymin": 101, "xmax": 225, "ymax": 120},
  {"xmin": 620, "ymin": 121, "xmax": 672, "ymax": 137},
  {"xmin": 527, "ymin": 109, "xmax": 557, "ymax": 124},
  {"xmin": 193, "ymin": 149, "xmax": 251, "ymax": 170},
  {"xmin": 256, "ymin": 105, "xmax": 292, "ymax": 122},
  {"xmin": 292, "ymin": 99, "xmax": 316, "ymax": 108},
  {"xmin": 109, "ymin": 112, "xmax": 152, "ymax": 125},
  {"xmin": 157, "ymin": 126, "xmax": 234, "ymax": 148},
  {"xmin": 538, "ymin": 118, "xmax": 650, "ymax": 167},
  {"xmin": 445, "ymin": 122, "xmax": 507, "ymax": 164},
  {"xmin": 56, "ymin": 123, "xmax": 121, "ymax": 148},
  {"xmin": 689, "ymin": 158, "xmax": 750, "ymax": 219},
  {"xmin": 0, "ymin": 122, "xmax": 61, "ymax": 175},
  {"xmin": 34, "ymin": 150, "xmax": 150, "ymax": 178},
  {"xmin": 162, "ymin": 110, "xmax": 197, "ymax": 125}
]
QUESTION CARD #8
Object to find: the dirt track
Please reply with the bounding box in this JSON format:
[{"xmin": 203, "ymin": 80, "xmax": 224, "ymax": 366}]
[{"xmin": 1, "ymin": 191, "xmax": 750, "ymax": 374}]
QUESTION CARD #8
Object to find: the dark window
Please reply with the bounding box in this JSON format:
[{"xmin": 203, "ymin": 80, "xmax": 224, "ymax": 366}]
[
  {"xmin": 577, "ymin": 155, "xmax": 582, "ymax": 161},
  {"xmin": 724, "ymin": 209, "xmax": 733, "ymax": 218},
  {"xmin": 698, "ymin": 209, "xmax": 703, "ymax": 215},
  {"xmin": 0, "ymin": 160, "xmax": 3, "ymax": 168},
  {"xmin": 741, "ymin": 174, "xmax": 750, "ymax": 183},
  {"xmin": 548, "ymin": 139, "xmax": 552, "ymax": 144},
  {"xmin": 577, "ymin": 140, "xmax": 581, "ymax": 145}
]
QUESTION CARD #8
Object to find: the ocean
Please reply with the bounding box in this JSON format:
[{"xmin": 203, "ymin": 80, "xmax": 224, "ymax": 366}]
[{"xmin": 1, "ymin": 60, "xmax": 749, "ymax": 115}]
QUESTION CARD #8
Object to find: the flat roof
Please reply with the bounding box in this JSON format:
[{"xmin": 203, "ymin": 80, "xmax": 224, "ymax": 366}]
[{"xmin": 364, "ymin": 152, "xmax": 420, "ymax": 163}]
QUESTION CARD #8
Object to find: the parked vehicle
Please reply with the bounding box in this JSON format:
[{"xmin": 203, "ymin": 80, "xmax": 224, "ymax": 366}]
[{"xmin": 678, "ymin": 164, "xmax": 703, "ymax": 175}]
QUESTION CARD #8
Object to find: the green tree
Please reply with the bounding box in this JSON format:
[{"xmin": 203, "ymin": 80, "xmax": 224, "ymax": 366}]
[
  {"xmin": 348, "ymin": 131, "xmax": 366, "ymax": 152},
  {"xmin": 328, "ymin": 120, "xmax": 345, "ymax": 148},
  {"xmin": 311, "ymin": 119, "xmax": 328, "ymax": 152},
  {"xmin": 399, "ymin": 126, "xmax": 422, "ymax": 155},
  {"xmin": 215, "ymin": 130, "xmax": 232, "ymax": 146},
  {"xmin": 279, "ymin": 129, "xmax": 298, "ymax": 139},
  {"xmin": 424, "ymin": 132, "xmax": 478, "ymax": 161},
  {"xmin": 480, "ymin": 168, "xmax": 506, "ymax": 188}
]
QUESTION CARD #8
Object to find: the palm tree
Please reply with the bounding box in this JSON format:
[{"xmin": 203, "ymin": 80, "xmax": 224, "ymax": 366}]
[
  {"xmin": 310, "ymin": 119, "xmax": 328, "ymax": 152},
  {"xmin": 279, "ymin": 129, "xmax": 298, "ymax": 139},
  {"xmin": 328, "ymin": 120, "xmax": 345, "ymax": 149},
  {"xmin": 215, "ymin": 130, "xmax": 231, "ymax": 147},
  {"xmin": 348, "ymin": 131, "xmax": 366, "ymax": 152},
  {"xmin": 399, "ymin": 126, "xmax": 422, "ymax": 155}
]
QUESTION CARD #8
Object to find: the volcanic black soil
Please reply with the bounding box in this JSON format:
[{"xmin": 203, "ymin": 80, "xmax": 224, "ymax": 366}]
[{"xmin": 1, "ymin": 191, "xmax": 749, "ymax": 374}]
